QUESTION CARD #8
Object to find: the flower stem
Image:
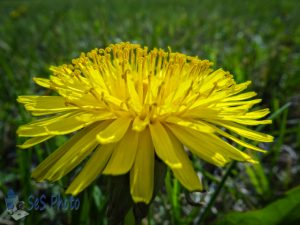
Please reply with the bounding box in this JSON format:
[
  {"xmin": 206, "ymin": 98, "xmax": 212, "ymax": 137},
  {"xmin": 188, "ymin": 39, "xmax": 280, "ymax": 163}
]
[
  {"xmin": 197, "ymin": 161, "xmax": 237, "ymax": 224},
  {"xmin": 124, "ymin": 208, "xmax": 136, "ymax": 225}
]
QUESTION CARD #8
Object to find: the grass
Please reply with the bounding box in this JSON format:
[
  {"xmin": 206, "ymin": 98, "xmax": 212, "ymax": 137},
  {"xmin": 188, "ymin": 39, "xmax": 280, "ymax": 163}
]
[{"xmin": 0, "ymin": 0, "xmax": 300, "ymax": 224}]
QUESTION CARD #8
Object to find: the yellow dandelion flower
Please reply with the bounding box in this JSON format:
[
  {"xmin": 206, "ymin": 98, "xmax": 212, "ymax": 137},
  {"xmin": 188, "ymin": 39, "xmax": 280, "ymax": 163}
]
[{"xmin": 17, "ymin": 42, "xmax": 273, "ymax": 204}]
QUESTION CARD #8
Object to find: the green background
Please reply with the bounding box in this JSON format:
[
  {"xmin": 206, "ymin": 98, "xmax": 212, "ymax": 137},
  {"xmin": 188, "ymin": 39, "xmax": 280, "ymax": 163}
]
[{"xmin": 0, "ymin": 0, "xmax": 299, "ymax": 224}]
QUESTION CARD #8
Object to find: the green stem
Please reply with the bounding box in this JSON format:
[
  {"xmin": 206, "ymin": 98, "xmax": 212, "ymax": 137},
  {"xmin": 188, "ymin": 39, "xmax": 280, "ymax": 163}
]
[
  {"xmin": 124, "ymin": 208, "xmax": 136, "ymax": 225},
  {"xmin": 197, "ymin": 162, "xmax": 236, "ymax": 224}
]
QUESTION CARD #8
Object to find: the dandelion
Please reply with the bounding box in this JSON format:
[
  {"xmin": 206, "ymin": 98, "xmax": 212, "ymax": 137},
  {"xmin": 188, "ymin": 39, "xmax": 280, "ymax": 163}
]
[{"xmin": 17, "ymin": 42, "xmax": 273, "ymax": 204}]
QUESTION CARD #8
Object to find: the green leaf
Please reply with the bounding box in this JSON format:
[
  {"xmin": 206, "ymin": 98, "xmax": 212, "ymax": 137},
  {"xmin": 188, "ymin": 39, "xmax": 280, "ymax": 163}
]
[
  {"xmin": 80, "ymin": 192, "xmax": 91, "ymax": 225},
  {"xmin": 213, "ymin": 186, "xmax": 300, "ymax": 225},
  {"xmin": 92, "ymin": 185, "xmax": 105, "ymax": 211},
  {"xmin": 245, "ymin": 163, "xmax": 270, "ymax": 197}
]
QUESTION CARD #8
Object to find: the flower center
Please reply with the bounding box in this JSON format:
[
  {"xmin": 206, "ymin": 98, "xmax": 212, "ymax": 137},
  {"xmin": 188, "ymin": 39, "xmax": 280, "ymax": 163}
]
[{"xmin": 50, "ymin": 42, "xmax": 225, "ymax": 131}]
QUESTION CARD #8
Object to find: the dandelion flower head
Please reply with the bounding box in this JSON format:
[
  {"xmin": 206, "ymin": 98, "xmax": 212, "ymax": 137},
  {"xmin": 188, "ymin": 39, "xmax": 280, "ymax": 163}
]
[{"xmin": 17, "ymin": 42, "xmax": 273, "ymax": 203}]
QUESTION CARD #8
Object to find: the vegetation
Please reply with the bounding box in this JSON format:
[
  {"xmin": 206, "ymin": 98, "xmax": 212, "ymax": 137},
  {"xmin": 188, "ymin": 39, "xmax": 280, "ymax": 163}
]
[{"xmin": 0, "ymin": 0, "xmax": 299, "ymax": 224}]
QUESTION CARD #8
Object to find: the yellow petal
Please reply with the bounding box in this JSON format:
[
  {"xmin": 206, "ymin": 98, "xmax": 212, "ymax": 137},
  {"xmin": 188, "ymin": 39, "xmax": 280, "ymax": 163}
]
[
  {"xmin": 82, "ymin": 66, "xmax": 109, "ymax": 92},
  {"xmin": 198, "ymin": 133, "xmax": 257, "ymax": 163},
  {"xmin": 127, "ymin": 76, "xmax": 143, "ymax": 112},
  {"xmin": 97, "ymin": 118, "xmax": 131, "ymax": 144},
  {"xmin": 199, "ymin": 69, "xmax": 227, "ymax": 92},
  {"xmin": 222, "ymin": 91, "xmax": 257, "ymax": 102},
  {"xmin": 33, "ymin": 77, "xmax": 51, "ymax": 88},
  {"xmin": 130, "ymin": 128, "xmax": 154, "ymax": 203},
  {"xmin": 102, "ymin": 129, "xmax": 139, "ymax": 175},
  {"xmin": 17, "ymin": 111, "xmax": 95, "ymax": 137},
  {"xmin": 217, "ymin": 99, "xmax": 262, "ymax": 107},
  {"xmin": 212, "ymin": 120, "xmax": 274, "ymax": 142},
  {"xmin": 31, "ymin": 126, "xmax": 89, "ymax": 181},
  {"xmin": 222, "ymin": 118, "xmax": 272, "ymax": 126},
  {"xmin": 167, "ymin": 130, "xmax": 203, "ymax": 191},
  {"xmin": 166, "ymin": 124, "xmax": 230, "ymax": 167},
  {"xmin": 66, "ymin": 143, "xmax": 115, "ymax": 195},
  {"xmin": 229, "ymin": 81, "xmax": 252, "ymax": 95},
  {"xmin": 166, "ymin": 116, "xmax": 215, "ymax": 133},
  {"xmin": 237, "ymin": 109, "xmax": 270, "ymax": 120},
  {"xmin": 164, "ymin": 79, "xmax": 192, "ymax": 105},
  {"xmin": 214, "ymin": 127, "xmax": 267, "ymax": 153},
  {"xmin": 17, "ymin": 96, "xmax": 77, "ymax": 114},
  {"xmin": 18, "ymin": 135, "xmax": 54, "ymax": 149},
  {"xmin": 182, "ymin": 107, "xmax": 221, "ymax": 120},
  {"xmin": 132, "ymin": 116, "xmax": 150, "ymax": 132},
  {"xmin": 149, "ymin": 122, "xmax": 182, "ymax": 169},
  {"xmin": 191, "ymin": 92, "xmax": 227, "ymax": 109},
  {"xmin": 32, "ymin": 121, "xmax": 110, "ymax": 181}
]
